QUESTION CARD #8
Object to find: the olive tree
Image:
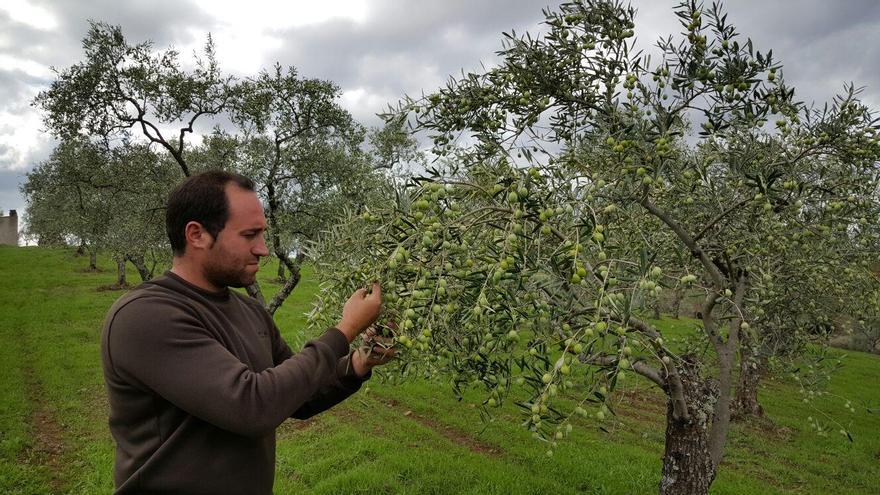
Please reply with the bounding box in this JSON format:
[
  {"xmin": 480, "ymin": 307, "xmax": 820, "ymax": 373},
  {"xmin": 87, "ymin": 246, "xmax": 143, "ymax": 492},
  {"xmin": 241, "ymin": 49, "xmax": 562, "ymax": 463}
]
[
  {"xmin": 22, "ymin": 138, "xmax": 109, "ymax": 269},
  {"xmin": 368, "ymin": 114, "xmax": 427, "ymax": 179},
  {"xmin": 100, "ymin": 144, "xmax": 179, "ymax": 284},
  {"xmin": 34, "ymin": 21, "xmax": 234, "ymax": 177},
  {"xmin": 34, "ymin": 23, "xmax": 390, "ymax": 313},
  {"xmin": 230, "ymin": 65, "xmax": 384, "ymax": 314},
  {"xmin": 22, "ymin": 139, "xmax": 177, "ymax": 284},
  {"xmin": 731, "ymin": 223, "xmax": 876, "ymax": 418},
  {"xmin": 309, "ymin": 2, "xmax": 879, "ymax": 494}
]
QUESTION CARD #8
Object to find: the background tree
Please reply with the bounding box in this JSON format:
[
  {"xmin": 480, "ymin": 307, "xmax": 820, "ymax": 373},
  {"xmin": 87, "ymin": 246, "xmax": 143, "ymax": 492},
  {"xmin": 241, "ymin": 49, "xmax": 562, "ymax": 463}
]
[
  {"xmin": 100, "ymin": 144, "xmax": 178, "ymax": 284},
  {"xmin": 309, "ymin": 2, "xmax": 880, "ymax": 494},
  {"xmin": 21, "ymin": 139, "xmax": 176, "ymax": 285},
  {"xmin": 22, "ymin": 139, "xmax": 113, "ymax": 271},
  {"xmin": 231, "ymin": 65, "xmax": 384, "ymax": 314},
  {"xmin": 34, "ymin": 21, "xmax": 234, "ymax": 177},
  {"xmin": 368, "ymin": 114, "xmax": 426, "ymax": 178},
  {"xmin": 32, "ymin": 24, "xmax": 388, "ymax": 314}
]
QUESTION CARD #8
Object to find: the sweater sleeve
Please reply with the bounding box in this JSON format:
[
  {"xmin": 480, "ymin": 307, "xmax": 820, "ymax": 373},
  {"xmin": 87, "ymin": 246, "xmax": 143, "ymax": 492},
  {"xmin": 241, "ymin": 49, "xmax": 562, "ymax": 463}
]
[
  {"xmin": 104, "ymin": 296, "xmax": 350, "ymax": 438},
  {"xmin": 270, "ymin": 323, "xmax": 369, "ymax": 420}
]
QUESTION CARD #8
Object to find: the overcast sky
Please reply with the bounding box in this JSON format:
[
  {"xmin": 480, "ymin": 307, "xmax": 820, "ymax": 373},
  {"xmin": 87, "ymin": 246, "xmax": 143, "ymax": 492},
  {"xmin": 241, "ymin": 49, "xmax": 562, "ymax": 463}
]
[{"xmin": 1, "ymin": 0, "xmax": 879, "ymax": 233}]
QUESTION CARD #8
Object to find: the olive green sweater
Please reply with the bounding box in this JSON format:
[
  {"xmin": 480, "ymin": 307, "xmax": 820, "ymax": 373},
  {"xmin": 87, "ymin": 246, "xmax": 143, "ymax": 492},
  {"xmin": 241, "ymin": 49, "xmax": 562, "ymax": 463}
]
[{"xmin": 101, "ymin": 271, "xmax": 366, "ymax": 494}]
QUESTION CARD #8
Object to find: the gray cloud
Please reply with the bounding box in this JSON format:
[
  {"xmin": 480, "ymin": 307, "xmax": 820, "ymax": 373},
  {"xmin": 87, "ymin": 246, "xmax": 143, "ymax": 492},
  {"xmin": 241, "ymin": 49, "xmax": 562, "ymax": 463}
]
[
  {"xmin": 632, "ymin": 1, "xmax": 880, "ymax": 108},
  {"xmin": 1, "ymin": 0, "xmax": 878, "ymax": 223},
  {"xmin": 0, "ymin": 167, "xmax": 28, "ymax": 218},
  {"xmin": 0, "ymin": 70, "xmax": 49, "ymax": 118},
  {"xmin": 36, "ymin": 0, "xmax": 210, "ymax": 51},
  {"xmin": 261, "ymin": 1, "xmax": 547, "ymax": 124}
]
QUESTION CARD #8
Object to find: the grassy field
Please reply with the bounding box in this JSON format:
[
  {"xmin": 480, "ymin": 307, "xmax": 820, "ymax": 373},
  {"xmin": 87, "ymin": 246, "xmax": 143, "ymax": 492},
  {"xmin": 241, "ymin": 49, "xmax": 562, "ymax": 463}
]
[{"xmin": 1, "ymin": 245, "xmax": 878, "ymax": 494}]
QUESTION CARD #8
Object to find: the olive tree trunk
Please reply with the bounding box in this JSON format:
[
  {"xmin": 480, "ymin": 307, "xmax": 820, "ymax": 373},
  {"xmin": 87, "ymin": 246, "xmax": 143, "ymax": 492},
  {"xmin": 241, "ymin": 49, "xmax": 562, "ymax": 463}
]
[
  {"xmin": 733, "ymin": 345, "xmax": 766, "ymax": 418},
  {"xmin": 116, "ymin": 258, "xmax": 127, "ymax": 287},
  {"xmin": 260, "ymin": 180, "xmax": 304, "ymax": 315},
  {"xmin": 659, "ymin": 358, "xmax": 716, "ymax": 495},
  {"xmin": 125, "ymin": 254, "xmax": 152, "ymax": 282},
  {"xmin": 670, "ymin": 290, "xmax": 685, "ymax": 319}
]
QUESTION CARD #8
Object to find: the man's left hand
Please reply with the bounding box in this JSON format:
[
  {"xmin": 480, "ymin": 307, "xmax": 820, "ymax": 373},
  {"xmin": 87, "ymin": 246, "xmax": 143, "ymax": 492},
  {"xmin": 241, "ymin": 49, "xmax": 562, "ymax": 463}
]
[{"xmin": 351, "ymin": 326, "xmax": 397, "ymax": 377}]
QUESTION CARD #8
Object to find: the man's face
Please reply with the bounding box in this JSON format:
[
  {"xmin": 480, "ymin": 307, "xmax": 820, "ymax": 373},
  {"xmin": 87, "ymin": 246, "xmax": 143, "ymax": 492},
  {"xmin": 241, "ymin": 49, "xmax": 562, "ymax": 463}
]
[{"xmin": 202, "ymin": 184, "xmax": 269, "ymax": 289}]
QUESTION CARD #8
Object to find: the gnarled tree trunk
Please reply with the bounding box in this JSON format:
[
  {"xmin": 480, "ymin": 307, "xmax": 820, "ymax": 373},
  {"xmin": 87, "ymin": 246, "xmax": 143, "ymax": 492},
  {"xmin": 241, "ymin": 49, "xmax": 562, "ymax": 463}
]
[
  {"xmin": 246, "ymin": 280, "xmax": 266, "ymax": 306},
  {"xmin": 733, "ymin": 345, "xmax": 766, "ymax": 418},
  {"xmin": 660, "ymin": 358, "xmax": 716, "ymax": 495},
  {"xmin": 89, "ymin": 250, "xmax": 98, "ymax": 271},
  {"xmin": 125, "ymin": 254, "xmax": 152, "ymax": 282},
  {"xmin": 116, "ymin": 258, "xmax": 127, "ymax": 287}
]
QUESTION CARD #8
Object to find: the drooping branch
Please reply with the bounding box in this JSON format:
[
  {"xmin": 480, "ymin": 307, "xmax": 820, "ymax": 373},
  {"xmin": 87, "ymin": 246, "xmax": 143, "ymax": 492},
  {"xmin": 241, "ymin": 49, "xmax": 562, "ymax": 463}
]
[
  {"xmin": 621, "ymin": 315, "xmax": 690, "ymax": 421},
  {"xmin": 632, "ymin": 361, "xmax": 667, "ymax": 389}
]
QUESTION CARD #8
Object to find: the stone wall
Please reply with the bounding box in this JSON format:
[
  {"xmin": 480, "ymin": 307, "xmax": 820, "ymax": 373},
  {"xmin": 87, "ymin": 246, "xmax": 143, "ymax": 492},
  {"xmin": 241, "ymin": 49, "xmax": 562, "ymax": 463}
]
[{"xmin": 0, "ymin": 210, "xmax": 19, "ymax": 246}]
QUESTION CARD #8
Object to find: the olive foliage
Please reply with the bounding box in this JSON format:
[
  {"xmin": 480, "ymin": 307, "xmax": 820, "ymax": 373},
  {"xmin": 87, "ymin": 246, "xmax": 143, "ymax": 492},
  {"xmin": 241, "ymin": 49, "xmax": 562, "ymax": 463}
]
[{"xmin": 309, "ymin": 1, "xmax": 879, "ymax": 493}]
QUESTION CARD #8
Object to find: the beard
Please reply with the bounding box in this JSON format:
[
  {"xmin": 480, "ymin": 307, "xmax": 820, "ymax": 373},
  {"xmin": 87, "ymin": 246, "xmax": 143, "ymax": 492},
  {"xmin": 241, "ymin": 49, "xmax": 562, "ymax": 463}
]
[{"xmin": 203, "ymin": 244, "xmax": 258, "ymax": 289}]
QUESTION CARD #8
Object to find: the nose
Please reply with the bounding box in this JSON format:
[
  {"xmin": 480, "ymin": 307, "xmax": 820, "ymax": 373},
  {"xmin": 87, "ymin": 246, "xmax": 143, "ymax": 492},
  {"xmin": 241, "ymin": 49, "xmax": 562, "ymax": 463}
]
[{"xmin": 253, "ymin": 236, "xmax": 270, "ymax": 257}]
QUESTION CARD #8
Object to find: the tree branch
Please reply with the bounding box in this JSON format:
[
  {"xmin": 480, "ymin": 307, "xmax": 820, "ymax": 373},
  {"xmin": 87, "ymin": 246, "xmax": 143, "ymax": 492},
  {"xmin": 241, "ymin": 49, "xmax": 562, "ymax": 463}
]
[
  {"xmin": 640, "ymin": 196, "xmax": 725, "ymax": 288},
  {"xmin": 632, "ymin": 361, "xmax": 666, "ymax": 388},
  {"xmin": 693, "ymin": 197, "xmax": 751, "ymax": 243}
]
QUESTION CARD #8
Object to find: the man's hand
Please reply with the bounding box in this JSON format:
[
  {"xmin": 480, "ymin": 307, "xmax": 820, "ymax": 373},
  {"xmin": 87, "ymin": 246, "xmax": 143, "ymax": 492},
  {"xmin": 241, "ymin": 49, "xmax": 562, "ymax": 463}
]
[
  {"xmin": 336, "ymin": 282, "xmax": 382, "ymax": 343},
  {"xmin": 351, "ymin": 326, "xmax": 397, "ymax": 377}
]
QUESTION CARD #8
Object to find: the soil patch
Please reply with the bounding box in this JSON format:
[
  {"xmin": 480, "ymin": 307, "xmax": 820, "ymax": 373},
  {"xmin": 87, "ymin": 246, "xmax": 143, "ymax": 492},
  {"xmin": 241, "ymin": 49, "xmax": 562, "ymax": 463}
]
[
  {"xmin": 615, "ymin": 388, "xmax": 667, "ymax": 421},
  {"xmin": 384, "ymin": 398, "xmax": 501, "ymax": 457},
  {"xmin": 742, "ymin": 415, "xmax": 792, "ymax": 441},
  {"xmin": 20, "ymin": 368, "xmax": 67, "ymax": 493},
  {"xmin": 277, "ymin": 405, "xmax": 365, "ymax": 438}
]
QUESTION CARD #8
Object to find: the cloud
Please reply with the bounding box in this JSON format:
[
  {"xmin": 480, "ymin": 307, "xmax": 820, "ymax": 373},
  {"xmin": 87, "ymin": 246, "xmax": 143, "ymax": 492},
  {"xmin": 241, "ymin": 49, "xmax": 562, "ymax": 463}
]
[
  {"xmin": 254, "ymin": 0, "xmax": 546, "ymax": 127},
  {"xmin": 0, "ymin": 0, "xmax": 59, "ymax": 31},
  {"xmin": 0, "ymin": 0, "xmax": 879, "ymax": 222},
  {"xmin": 631, "ymin": 0, "xmax": 880, "ymax": 108},
  {"xmin": 0, "ymin": 166, "xmax": 29, "ymax": 219}
]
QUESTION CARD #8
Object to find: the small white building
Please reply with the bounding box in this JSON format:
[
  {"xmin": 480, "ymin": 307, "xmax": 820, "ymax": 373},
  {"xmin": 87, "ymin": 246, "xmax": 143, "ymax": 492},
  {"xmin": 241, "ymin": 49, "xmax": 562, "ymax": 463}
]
[{"xmin": 0, "ymin": 210, "xmax": 19, "ymax": 246}]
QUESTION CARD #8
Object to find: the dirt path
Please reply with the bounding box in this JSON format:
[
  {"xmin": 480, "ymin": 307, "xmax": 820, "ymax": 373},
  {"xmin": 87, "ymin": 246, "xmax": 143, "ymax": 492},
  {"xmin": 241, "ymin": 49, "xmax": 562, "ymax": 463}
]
[
  {"xmin": 20, "ymin": 367, "xmax": 67, "ymax": 494},
  {"xmin": 383, "ymin": 398, "xmax": 502, "ymax": 457}
]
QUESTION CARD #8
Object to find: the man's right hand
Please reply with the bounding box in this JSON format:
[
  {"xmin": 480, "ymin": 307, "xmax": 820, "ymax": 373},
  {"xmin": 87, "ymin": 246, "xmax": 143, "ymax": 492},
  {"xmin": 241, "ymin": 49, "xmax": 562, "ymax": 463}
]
[{"xmin": 336, "ymin": 282, "xmax": 382, "ymax": 343}]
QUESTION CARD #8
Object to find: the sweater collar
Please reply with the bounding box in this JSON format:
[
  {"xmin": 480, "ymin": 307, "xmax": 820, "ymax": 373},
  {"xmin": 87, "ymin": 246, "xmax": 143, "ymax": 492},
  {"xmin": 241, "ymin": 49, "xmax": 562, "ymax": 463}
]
[{"xmin": 162, "ymin": 270, "xmax": 231, "ymax": 302}]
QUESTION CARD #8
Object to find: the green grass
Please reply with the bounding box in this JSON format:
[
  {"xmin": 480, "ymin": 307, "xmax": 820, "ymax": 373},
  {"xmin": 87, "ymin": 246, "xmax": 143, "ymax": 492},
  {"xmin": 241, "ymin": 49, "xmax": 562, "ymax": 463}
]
[{"xmin": 1, "ymin": 245, "xmax": 878, "ymax": 494}]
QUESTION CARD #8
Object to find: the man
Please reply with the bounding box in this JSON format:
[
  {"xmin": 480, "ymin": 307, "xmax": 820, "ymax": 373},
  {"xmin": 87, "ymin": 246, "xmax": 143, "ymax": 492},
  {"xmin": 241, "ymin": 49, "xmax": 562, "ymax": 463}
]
[{"xmin": 101, "ymin": 170, "xmax": 390, "ymax": 494}]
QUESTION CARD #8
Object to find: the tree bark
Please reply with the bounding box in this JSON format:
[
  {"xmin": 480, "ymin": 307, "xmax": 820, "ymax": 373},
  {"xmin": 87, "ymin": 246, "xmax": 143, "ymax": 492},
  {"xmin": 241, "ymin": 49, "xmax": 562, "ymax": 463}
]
[
  {"xmin": 670, "ymin": 290, "xmax": 684, "ymax": 319},
  {"xmin": 116, "ymin": 258, "xmax": 127, "ymax": 287},
  {"xmin": 260, "ymin": 176, "xmax": 302, "ymax": 314},
  {"xmin": 246, "ymin": 280, "xmax": 266, "ymax": 307},
  {"xmin": 707, "ymin": 349, "xmax": 734, "ymax": 465},
  {"xmin": 89, "ymin": 250, "xmax": 98, "ymax": 271},
  {"xmin": 277, "ymin": 262, "xmax": 286, "ymax": 282},
  {"xmin": 125, "ymin": 254, "xmax": 152, "ymax": 282},
  {"xmin": 733, "ymin": 347, "xmax": 766, "ymax": 419},
  {"xmin": 659, "ymin": 357, "xmax": 716, "ymax": 495},
  {"xmin": 267, "ymin": 262, "xmax": 301, "ymax": 316}
]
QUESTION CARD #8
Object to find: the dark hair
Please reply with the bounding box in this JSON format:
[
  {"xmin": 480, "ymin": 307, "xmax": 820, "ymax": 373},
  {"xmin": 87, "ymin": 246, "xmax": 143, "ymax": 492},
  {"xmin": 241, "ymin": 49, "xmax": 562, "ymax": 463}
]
[{"xmin": 166, "ymin": 170, "xmax": 255, "ymax": 256}]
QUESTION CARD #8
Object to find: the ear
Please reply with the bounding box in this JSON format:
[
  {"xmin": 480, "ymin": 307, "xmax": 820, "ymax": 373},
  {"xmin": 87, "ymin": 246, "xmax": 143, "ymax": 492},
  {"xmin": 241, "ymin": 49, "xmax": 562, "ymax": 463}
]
[{"xmin": 184, "ymin": 221, "xmax": 215, "ymax": 251}]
